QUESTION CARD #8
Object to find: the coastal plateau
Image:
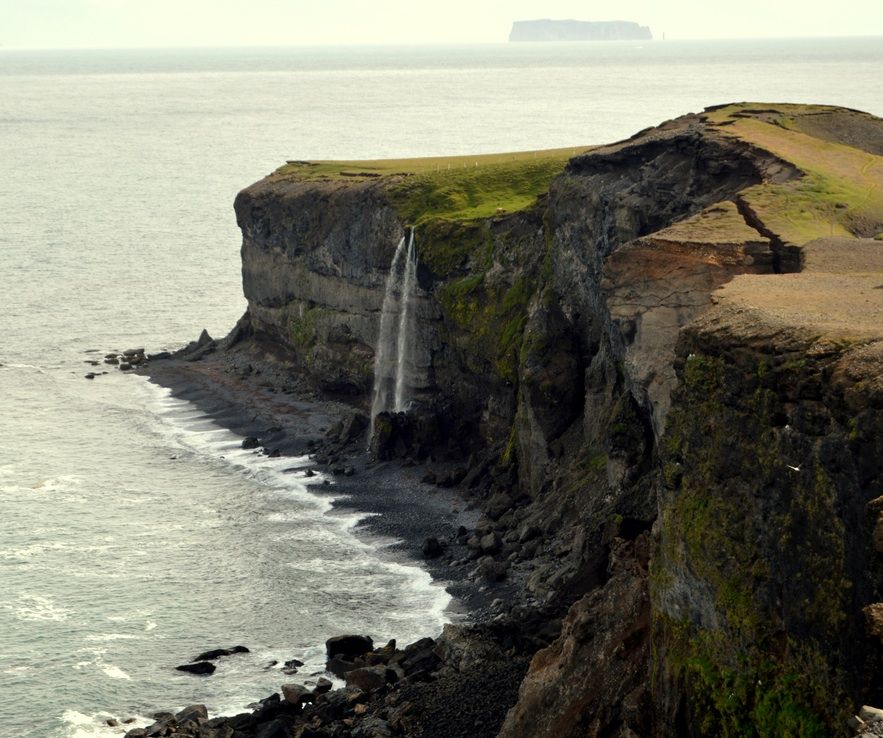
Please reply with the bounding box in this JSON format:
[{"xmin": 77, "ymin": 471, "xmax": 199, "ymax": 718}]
[{"xmin": 136, "ymin": 103, "xmax": 883, "ymax": 738}]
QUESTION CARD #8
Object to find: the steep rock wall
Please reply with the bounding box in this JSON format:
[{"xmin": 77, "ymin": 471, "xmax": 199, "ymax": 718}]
[{"xmin": 229, "ymin": 106, "xmax": 883, "ymax": 737}]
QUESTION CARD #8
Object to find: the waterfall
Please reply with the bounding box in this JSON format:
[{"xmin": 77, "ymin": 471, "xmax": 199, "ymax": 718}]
[
  {"xmin": 369, "ymin": 227, "xmax": 417, "ymax": 437},
  {"xmin": 393, "ymin": 229, "xmax": 416, "ymax": 412}
]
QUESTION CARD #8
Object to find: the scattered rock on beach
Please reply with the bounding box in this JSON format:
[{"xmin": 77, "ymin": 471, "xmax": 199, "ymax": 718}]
[
  {"xmin": 345, "ymin": 665, "xmax": 389, "ymax": 692},
  {"xmin": 422, "ymin": 536, "xmax": 443, "ymax": 558},
  {"xmin": 281, "ymin": 683, "xmax": 314, "ymax": 706},
  {"xmin": 326, "ymin": 635, "xmax": 374, "ymax": 662},
  {"xmin": 480, "ymin": 532, "xmax": 502, "ymax": 554},
  {"xmin": 176, "ymin": 704, "xmax": 208, "ymax": 723},
  {"xmin": 242, "ymin": 436, "xmax": 260, "ymax": 450}
]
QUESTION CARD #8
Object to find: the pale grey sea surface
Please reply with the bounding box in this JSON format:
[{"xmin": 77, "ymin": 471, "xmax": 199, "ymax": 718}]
[{"xmin": 1, "ymin": 39, "xmax": 881, "ymax": 737}]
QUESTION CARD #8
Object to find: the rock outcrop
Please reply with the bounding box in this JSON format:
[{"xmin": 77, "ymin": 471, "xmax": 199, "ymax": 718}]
[{"xmin": 197, "ymin": 104, "xmax": 883, "ymax": 736}]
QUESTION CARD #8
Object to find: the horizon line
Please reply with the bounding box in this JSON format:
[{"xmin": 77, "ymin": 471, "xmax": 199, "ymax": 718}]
[{"xmin": 1, "ymin": 34, "xmax": 882, "ymax": 52}]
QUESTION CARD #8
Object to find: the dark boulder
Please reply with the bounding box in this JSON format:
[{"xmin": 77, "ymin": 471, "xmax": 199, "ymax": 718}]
[
  {"xmin": 337, "ymin": 412, "xmax": 369, "ymax": 444},
  {"xmin": 326, "ymin": 634, "xmax": 374, "ymax": 661},
  {"xmin": 369, "ymin": 406, "xmax": 443, "ymax": 460},
  {"xmin": 242, "ymin": 436, "xmax": 260, "ymax": 450},
  {"xmin": 254, "ymin": 719, "xmax": 296, "ymax": 738},
  {"xmin": 175, "ymin": 704, "xmax": 208, "ymax": 723},
  {"xmin": 479, "ymin": 556, "xmax": 508, "ymax": 582},
  {"xmin": 391, "ymin": 637, "xmax": 441, "ymax": 677},
  {"xmin": 344, "ymin": 665, "xmax": 388, "ymax": 692},
  {"xmin": 175, "ymin": 661, "xmax": 215, "ymax": 675},
  {"xmin": 352, "ymin": 717, "xmax": 393, "ymax": 738},
  {"xmin": 422, "ymin": 536, "xmax": 443, "ymax": 558},
  {"xmin": 194, "ymin": 645, "xmax": 249, "ymax": 661},
  {"xmin": 282, "ymin": 682, "xmax": 314, "ymax": 706},
  {"xmin": 327, "ymin": 655, "xmax": 359, "ymax": 678},
  {"xmin": 485, "ymin": 492, "xmax": 514, "ymax": 521},
  {"xmin": 480, "ymin": 531, "xmax": 502, "ymax": 554}
]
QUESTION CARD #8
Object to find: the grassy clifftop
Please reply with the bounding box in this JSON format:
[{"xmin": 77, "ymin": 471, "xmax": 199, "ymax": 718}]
[
  {"xmin": 704, "ymin": 103, "xmax": 883, "ymax": 243},
  {"xmin": 275, "ymin": 103, "xmax": 883, "ymax": 255},
  {"xmin": 276, "ymin": 146, "xmax": 591, "ymax": 223}
]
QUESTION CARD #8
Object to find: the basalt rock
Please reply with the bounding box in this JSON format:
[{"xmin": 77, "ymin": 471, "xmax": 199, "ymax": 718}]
[
  {"xmin": 175, "ymin": 661, "xmax": 215, "ymax": 675},
  {"xmin": 326, "ymin": 635, "xmax": 374, "ymax": 662},
  {"xmin": 193, "ymin": 645, "xmax": 249, "ymax": 661}
]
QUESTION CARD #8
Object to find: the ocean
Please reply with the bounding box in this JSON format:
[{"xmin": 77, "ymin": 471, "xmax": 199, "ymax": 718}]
[{"xmin": 1, "ymin": 38, "xmax": 881, "ymax": 737}]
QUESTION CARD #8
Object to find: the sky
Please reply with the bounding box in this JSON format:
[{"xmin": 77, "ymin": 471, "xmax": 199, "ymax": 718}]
[{"xmin": 1, "ymin": 0, "xmax": 881, "ymax": 49}]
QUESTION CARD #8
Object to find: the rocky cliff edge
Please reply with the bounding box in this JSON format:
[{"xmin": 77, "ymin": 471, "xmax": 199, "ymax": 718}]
[{"xmin": 204, "ymin": 103, "xmax": 882, "ymax": 737}]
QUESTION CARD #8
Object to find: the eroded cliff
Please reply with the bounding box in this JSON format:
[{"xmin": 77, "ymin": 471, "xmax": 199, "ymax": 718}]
[{"xmin": 225, "ymin": 104, "xmax": 883, "ymax": 737}]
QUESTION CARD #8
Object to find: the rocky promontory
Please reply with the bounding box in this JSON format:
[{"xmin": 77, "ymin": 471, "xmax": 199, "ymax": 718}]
[
  {"xmin": 141, "ymin": 103, "xmax": 883, "ymax": 737},
  {"xmin": 509, "ymin": 19, "xmax": 652, "ymax": 42}
]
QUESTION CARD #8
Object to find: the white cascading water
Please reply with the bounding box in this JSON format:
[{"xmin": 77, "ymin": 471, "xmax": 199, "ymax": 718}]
[
  {"xmin": 393, "ymin": 229, "xmax": 417, "ymax": 411},
  {"xmin": 369, "ymin": 227, "xmax": 417, "ymax": 439}
]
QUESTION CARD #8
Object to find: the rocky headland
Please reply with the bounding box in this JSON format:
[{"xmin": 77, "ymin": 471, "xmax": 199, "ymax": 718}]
[
  {"xmin": 133, "ymin": 103, "xmax": 883, "ymax": 737},
  {"xmin": 509, "ymin": 19, "xmax": 653, "ymax": 42}
]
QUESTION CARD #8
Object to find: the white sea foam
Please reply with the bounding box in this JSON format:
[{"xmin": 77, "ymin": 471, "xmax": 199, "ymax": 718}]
[
  {"xmin": 0, "ymin": 541, "xmax": 67, "ymax": 561},
  {"xmin": 31, "ymin": 474, "xmax": 84, "ymax": 492},
  {"xmin": 101, "ymin": 664, "xmax": 131, "ymax": 680},
  {"xmin": 137, "ymin": 378, "xmax": 452, "ymax": 622},
  {"xmin": 4, "ymin": 594, "xmax": 71, "ymax": 622},
  {"xmin": 85, "ymin": 633, "xmax": 139, "ymax": 642},
  {"xmin": 3, "ymin": 665, "xmax": 32, "ymax": 675},
  {"xmin": 61, "ymin": 709, "xmax": 149, "ymax": 737}
]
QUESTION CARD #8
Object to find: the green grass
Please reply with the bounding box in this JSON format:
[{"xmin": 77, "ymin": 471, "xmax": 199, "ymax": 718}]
[
  {"xmin": 705, "ymin": 104, "xmax": 883, "ymax": 243},
  {"xmin": 275, "ymin": 147, "xmax": 590, "ymax": 224}
]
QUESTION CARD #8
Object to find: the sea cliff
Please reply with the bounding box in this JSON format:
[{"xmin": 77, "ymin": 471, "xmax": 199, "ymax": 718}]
[{"xmin": 141, "ymin": 103, "xmax": 883, "ymax": 738}]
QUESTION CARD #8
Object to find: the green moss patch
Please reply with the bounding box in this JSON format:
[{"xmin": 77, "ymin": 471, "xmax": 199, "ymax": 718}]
[
  {"xmin": 662, "ymin": 618, "xmax": 836, "ymax": 738},
  {"xmin": 657, "ymin": 347, "xmax": 854, "ymax": 735},
  {"xmin": 437, "ymin": 273, "xmax": 534, "ymax": 383}
]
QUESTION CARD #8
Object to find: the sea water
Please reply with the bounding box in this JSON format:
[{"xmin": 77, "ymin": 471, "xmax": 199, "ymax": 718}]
[{"xmin": 1, "ymin": 38, "xmax": 881, "ymax": 737}]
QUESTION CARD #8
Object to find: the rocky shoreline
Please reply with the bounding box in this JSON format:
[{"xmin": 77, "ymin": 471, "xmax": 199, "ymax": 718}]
[{"xmin": 122, "ymin": 337, "xmax": 564, "ymax": 738}]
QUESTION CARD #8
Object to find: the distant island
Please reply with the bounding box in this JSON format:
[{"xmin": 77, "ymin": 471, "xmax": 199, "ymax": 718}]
[{"xmin": 509, "ymin": 19, "xmax": 653, "ymax": 42}]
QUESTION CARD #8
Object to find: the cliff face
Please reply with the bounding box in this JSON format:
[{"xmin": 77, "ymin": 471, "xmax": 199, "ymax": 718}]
[{"xmin": 230, "ymin": 105, "xmax": 883, "ymax": 736}]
